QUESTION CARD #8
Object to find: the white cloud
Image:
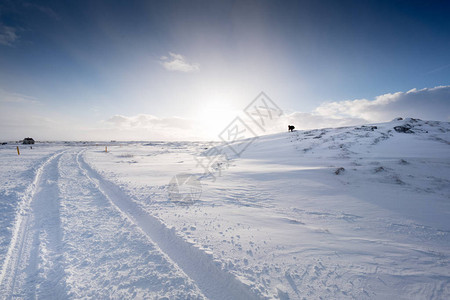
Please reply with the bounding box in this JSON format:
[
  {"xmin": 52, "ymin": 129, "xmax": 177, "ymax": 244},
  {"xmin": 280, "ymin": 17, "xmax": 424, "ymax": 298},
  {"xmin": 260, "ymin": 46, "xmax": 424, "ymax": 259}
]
[
  {"xmin": 313, "ymin": 85, "xmax": 450, "ymax": 123},
  {"xmin": 160, "ymin": 52, "xmax": 199, "ymax": 73},
  {"xmin": 0, "ymin": 24, "xmax": 19, "ymax": 46}
]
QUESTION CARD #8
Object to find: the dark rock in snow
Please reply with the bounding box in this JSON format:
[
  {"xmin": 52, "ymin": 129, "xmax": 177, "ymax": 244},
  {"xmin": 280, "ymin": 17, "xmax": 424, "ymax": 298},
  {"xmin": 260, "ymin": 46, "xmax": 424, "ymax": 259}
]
[
  {"xmin": 335, "ymin": 167, "xmax": 345, "ymax": 175},
  {"xmin": 356, "ymin": 126, "xmax": 378, "ymax": 131},
  {"xmin": 374, "ymin": 166, "xmax": 385, "ymax": 173},
  {"xmin": 406, "ymin": 118, "xmax": 421, "ymax": 123},
  {"xmin": 399, "ymin": 159, "xmax": 409, "ymax": 165},
  {"xmin": 394, "ymin": 124, "xmax": 414, "ymax": 133}
]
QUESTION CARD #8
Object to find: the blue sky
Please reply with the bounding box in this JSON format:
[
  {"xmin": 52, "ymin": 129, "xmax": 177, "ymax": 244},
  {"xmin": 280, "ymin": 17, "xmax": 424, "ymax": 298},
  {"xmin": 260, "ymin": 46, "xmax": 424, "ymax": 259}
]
[{"xmin": 0, "ymin": 0, "xmax": 449, "ymax": 140}]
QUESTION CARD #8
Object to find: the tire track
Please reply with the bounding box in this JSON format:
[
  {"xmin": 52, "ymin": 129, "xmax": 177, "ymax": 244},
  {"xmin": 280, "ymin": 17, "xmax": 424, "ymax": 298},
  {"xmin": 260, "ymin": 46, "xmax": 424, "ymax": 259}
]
[
  {"xmin": 77, "ymin": 149, "xmax": 262, "ymax": 300},
  {"xmin": 61, "ymin": 149, "xmax": 203, "ymax": 298},
  {"xmin": 0, "ymin": 151, "xmax": 68, "ymax": 299}
]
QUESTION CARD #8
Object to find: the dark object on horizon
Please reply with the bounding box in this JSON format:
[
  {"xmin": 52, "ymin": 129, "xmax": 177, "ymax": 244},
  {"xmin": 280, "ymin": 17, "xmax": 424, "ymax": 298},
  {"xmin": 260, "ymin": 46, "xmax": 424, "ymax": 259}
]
[
  {"xmin": 394, "ymin": 125, "xmax": 414, "ymax": 133},
  {"xmin": 23, "ymin": 137, "xmax": 35, "ymax": 144},
  {"xmin": 335, "ymin": 167, "xmax": 345, "ymax": 175},
  {"xmin": 1, "ymin": 142, "xmax": 7, "ymax": 145},
  {"xmin": 288, "ymin": 125, "xmax": 295, "ymax": 132}
]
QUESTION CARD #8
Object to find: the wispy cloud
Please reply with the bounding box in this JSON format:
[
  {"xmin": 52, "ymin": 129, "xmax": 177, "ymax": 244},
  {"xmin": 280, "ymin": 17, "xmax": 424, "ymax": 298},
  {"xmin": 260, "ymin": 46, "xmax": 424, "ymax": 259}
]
[
  {"xmin": 426, "ymin": 63, "xmax": 450, "ymax": 74},
  {"xmin": 22, "ymin": 2, "xmax": 60, "ymax": 20},
  {"xmin": 106, "ymin": 114, "xmax": 194, "ymax": 129},
  {"xmin": 0, "ymin": 24, "xmax": 19, "ymax": 46},
  {"xmin": 160, "ymin": 52, "xmax": 199, "ymax": 73},
  {"xmin": 0, "ymin": 89, "xmax": 40, "ymax": 104},
  {"xmin": 103, "ymin": 114, "xmax": 206, "ymax": 140},
  {"xmin": 0, "ymin": 102, "xmax": 69, "ymax": 141}
]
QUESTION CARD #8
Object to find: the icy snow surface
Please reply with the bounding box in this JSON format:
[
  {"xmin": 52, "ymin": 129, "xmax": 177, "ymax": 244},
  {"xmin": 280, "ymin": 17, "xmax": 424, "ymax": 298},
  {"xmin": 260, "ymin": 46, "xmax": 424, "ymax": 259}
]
[{"xmin": 0, "ymin": 118, "xmax": 449, "ymax": 299}]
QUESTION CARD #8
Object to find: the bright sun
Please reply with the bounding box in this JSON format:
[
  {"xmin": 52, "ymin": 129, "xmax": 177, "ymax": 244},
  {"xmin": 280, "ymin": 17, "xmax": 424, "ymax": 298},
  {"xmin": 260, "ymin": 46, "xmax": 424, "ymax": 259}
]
[{"xmin": 195, "ymin": 106, "xmax": 238, "ymax": 140}]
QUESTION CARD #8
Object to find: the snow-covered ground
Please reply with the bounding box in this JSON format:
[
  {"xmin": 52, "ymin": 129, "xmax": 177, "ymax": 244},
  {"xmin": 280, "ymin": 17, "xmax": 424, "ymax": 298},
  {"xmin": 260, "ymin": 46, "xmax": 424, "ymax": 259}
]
[{"xmin": 0, "ymin": 118, "xmax": 449, "ymax": 299}]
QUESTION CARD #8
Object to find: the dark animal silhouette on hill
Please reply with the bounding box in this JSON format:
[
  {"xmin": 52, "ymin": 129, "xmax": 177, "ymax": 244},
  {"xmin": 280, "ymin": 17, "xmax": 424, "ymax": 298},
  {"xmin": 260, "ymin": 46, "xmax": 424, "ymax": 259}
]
[{"xmin": 288, "ymin": 125, "xmax": 295, "ymax": 132}]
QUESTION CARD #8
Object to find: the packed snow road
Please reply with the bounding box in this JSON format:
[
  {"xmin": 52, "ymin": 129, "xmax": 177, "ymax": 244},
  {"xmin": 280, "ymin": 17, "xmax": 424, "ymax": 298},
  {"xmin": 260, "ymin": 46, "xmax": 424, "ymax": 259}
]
[{"xmin": 0, "ymin": 148, "xmax": 257, "ymax": 299}]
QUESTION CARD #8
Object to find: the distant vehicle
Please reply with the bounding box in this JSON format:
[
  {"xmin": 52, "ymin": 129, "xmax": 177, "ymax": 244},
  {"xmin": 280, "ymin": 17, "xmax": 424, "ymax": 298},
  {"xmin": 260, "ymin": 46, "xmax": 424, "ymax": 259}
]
[{"xmin": 23, "ymin": 137, "xmax": 35, "ymax": 144}]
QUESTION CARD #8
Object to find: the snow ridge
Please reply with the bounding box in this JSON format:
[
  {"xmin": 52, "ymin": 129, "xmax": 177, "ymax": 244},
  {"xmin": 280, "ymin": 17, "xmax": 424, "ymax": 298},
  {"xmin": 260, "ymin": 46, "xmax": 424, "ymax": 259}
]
[
  {"xmin": 0, "ymin": 150, "xmax": 66, "ymax": 298},
  {"xmin": 77, "ymin": 150, "xmax": 262, "ymax": 300}
]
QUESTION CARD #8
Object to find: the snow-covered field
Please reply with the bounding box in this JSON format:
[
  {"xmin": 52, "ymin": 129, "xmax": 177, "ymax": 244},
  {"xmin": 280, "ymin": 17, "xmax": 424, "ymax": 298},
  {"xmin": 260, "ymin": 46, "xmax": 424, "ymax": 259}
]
[{"xmin": 0, "ymin": 118, "xmax": 449, "ymax": 299}]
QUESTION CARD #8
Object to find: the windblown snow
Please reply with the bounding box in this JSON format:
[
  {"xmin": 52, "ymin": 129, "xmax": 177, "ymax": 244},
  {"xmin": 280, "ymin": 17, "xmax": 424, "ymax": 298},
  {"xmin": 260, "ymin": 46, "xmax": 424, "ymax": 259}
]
[{"xmin": 0, "ymin": 118, "xmax": 449, "ymax": 299}]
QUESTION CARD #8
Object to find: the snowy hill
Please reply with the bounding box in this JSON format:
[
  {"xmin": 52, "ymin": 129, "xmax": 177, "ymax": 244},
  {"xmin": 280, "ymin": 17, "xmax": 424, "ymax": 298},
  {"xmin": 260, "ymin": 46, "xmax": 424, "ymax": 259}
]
[
  {"xmin": 221, "ymin": 117, "xmax": 450, "ymax": 228},
  {"xmin": 188, "ymin": 117, "xmax": 450, "ymax": 298},
  {"xmin": 0, "ymin": 118, "xmax": 449, "ymax": 299}
]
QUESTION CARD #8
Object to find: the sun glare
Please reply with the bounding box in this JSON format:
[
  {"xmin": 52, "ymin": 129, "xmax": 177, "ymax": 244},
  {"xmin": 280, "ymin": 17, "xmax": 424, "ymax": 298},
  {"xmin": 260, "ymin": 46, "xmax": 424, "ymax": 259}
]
[{"xmin": 193, "ymin": 97, "xmax": 239, "ymax": 140}]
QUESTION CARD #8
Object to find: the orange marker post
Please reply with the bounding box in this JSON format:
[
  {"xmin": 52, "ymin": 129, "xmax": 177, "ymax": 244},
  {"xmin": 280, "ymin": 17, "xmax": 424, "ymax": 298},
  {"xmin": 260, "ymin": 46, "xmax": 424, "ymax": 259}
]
[
  {"xmin": 17, "ymin": 146, "xmax": 20, "ymax": 155},
  {"xmin": 105, "ymin": 146, "xmax": 107, "ymax": 153}
]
